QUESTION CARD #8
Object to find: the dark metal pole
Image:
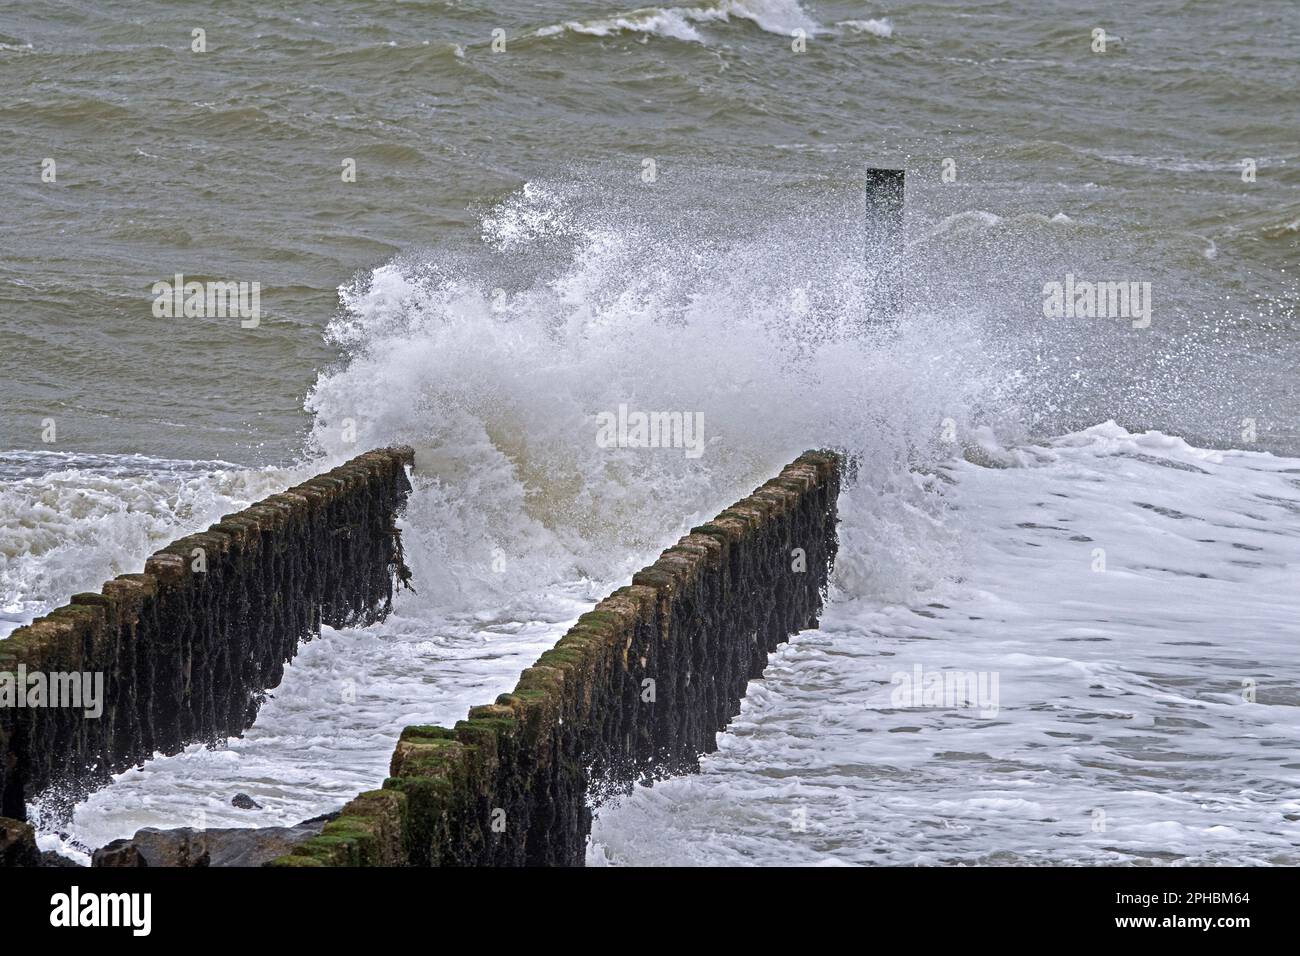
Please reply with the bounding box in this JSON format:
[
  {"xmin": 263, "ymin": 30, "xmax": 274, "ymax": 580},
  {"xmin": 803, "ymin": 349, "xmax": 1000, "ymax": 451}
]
[{"xmin": 864, "ymin": 168, "xmax": 905, "ymax": 324}]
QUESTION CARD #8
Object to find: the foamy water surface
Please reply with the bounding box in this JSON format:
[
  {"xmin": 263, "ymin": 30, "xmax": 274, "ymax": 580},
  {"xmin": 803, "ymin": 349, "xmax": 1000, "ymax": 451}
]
[{"xmin": 591, "ymin": 425, "xmax": 1300, "ymax": 865}]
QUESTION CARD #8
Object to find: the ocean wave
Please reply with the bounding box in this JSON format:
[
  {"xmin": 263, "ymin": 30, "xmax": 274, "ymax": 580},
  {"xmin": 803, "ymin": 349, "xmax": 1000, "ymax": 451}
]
[
  {"xmin": 1096, "ymin": 153, "xmax": 1287, "ymax": 174},
  {"xmin": 305, "ymin": 177, "xmax": 1013, "ymax": 608},
  {"xmin": 0, "ymin": 96, "xmax": 133, "ymax": 126},
  {"xmin": 912, "ymin": 208, "xmax": 1088, "ymax": 246},
  {"xmin": 5, "ymin": 172, "xmax": 1013, "ymax": 663},
  {"xmin": 837, "ymin": 18, "xmax": 892, "ymax": 39},
  {"xmin": 1260, "ymin": 215, "xmax": 1300, "ymax": 240},
  {"xmin": 535, "ymin": 0, "xmax": 822, "ymax": 44}
]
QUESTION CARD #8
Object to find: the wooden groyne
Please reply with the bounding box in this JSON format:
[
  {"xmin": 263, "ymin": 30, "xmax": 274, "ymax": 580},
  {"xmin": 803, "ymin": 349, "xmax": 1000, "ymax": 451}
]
[
  {"xmin": 0, "ymin": 447, "xmax": 414, "ymax": 820},
  {"xmin": 273, "ymin": 451, "xmax": 841, "ymax": 867}
]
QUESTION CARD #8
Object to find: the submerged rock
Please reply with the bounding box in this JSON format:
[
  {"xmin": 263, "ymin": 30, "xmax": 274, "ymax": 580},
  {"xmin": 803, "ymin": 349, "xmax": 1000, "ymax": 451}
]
[{"xmin": 231, "ymin": 793, "xmax": 261, "ymax": 810}]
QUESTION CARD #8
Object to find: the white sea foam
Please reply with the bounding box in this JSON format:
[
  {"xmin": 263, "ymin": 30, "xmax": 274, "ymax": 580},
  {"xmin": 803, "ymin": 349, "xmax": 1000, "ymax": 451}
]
[
  {"xmin": 838, "ymin": 18, "xmax": 893, "ymax": 39},
  {"xmin": 1094, "ymin": 153, "xmax": 1287, "ymax": 174},
  {"xmin": 538, "ymin": 11, "xmax": 707, "ymax": 43},
  {"xmin": 589, "ymin": 423, "xmax": 1300, "ymax": 865},
  {"xmin": 536, "ymin": 0, "xmax": 822, "ymax": 44},
  {"xmin": 0, "ymin": 454, "xmax": 297, "ymax": 641}
]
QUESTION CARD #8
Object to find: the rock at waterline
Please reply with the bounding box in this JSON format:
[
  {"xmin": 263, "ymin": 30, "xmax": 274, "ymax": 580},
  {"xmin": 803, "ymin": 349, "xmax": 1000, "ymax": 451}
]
[
  {"xmin": 0, "ymin": 816, "xmax": 40, "ymax": 867},
  {"xmin": 92, "ymin": 815, "xmax": 336, "ymax": 867}
]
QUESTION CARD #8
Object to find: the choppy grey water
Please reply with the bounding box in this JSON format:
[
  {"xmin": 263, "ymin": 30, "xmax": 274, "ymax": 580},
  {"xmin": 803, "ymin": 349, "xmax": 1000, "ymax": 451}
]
[
  {"xmin": 1, "ymin": 1, "xmax": 1297, "ymax": 864},
  {"xmin": 3, "ymin": 0, "xmax": 1297, "ymax": 461}
]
